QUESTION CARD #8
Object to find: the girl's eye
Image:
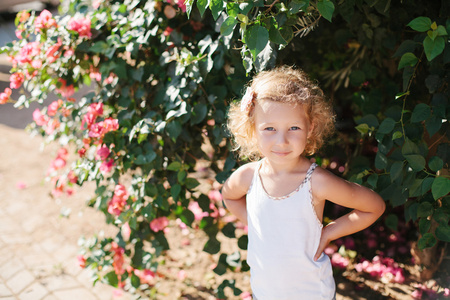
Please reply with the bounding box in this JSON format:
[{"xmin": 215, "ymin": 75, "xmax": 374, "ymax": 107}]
[
  {"xmin": 264, "ymin": 127, "xmax": 275, "ymax": 131},
  {"xmin": 290, "ymin": 126, "xmax": 300, "ymax": 130}
]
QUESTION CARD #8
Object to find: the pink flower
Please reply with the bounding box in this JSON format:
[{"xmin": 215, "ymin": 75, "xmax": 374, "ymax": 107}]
[
  {"xmin": 46, "ymin": 38, "xmax": 63, "ymax": 63},
  {"xmin": 177, "ymin": 270, "xmax": 187, "ymax": 281},
  {"xmin": 240, "ymin": 292, "xmax": 252, "ymax": 300},
  {"xmin": 14, "ymin": 41, "xmax": 40, "ymax": 65},
  {"xmin": 111, "ymin": 242, "xmax": 125, "ymax": 275},
  {"xmin": 88, "ymin": 102, "xmax": 103, "ymax": 117},
  {"xmin": 188, "ymin": 201, "xmax": 207, "ymax": 221},
  {"xmin": 100, "ymin": 159, "xmax": 115, "ymax": 174},
  {"xmin": 103, "ymin": 117, "xmax": 119, "ymax": 132},
  {"xmin": 82, "ymin": 112, "xmax": 97, "ymax": 129},
  {"xmin": 16, "ymin": 181, "xmax": 27, "ymax": 189},
  {"xmin": 32, "ymin": 108, "xmax": 49, "ymax": 126},
  {"xmin": 163, "ymin": 27, "xmax": 174, "ymax": 36},
  {"xmin": 121, "ymin": 222, "xmax": 131, "ymax": 240},
  {"xmin": 68, "ymin": 171, "xmax": 78, "ymax": 184},
  {"xmin": 107, "ymin": 184, "xmax": 128, "ymax": 216},
  {"xmin": 47, "ymin": 100, "xmax": 62, "ymax": 116},
  {"xmin": 10, "ymin": 72, "xmax": 24, "ymax": 89},
  {"xmin": 0, "ymin": 88, "xmax": 12, "ymax": 104},
  {"xmin": 51, "ymin": 157, "xmax": 66, "ymax": 170},
  {"xmin": 208, "ymin": 190, "xmax": 222, "ymax": 202},
  {"xmin": 56, "ymin": 79, "xmax": 74, "ymax": 97},
  {"xmin": 34, "ymin": 9, "xmax": 57, "ymax": 32},
  {"xmin": 331, "ymin": 253, "xmax": 349, "ymax": 269},
  {"xmin": 150, "ymin": 217, "xmax": 169, "ymax": 232},
  {"xmin": 88, "ymin": 121, "xmax": 105, "ymax": 138},
  {"xmin": 134, "ymin": 269, "xmax": 155, "ymax": 285},
  {"xmin": 77, "ymin": 255, "xmax": 87, "ymax": 268},
  {"xmin": 92, "ymin": 0, "xmax": 101, "ymax": 9},
  {"xmin": 96, "ymin": 144, "xmax": 110, "ymax": 160},
  {"xmin": 68, "ymin": 17, "xmax": 92, "ymax": 38}
]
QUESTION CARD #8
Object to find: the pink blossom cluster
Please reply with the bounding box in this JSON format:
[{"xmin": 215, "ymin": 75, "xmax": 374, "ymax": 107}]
[
  {"xmin": 165, "ymin": 0, "xmax": 186, "ymax": 12},
  {"xmin": 34, "ymin": 9, "xmax": 57, "ymax": 32},
  {"xmin": 412, "ymin": 283, "xmax": 450, "ymax": 299},
  {"xmin": 68, "ymin": 17, "xmax": 92, "ymax": 38},
  {"xmin": 107, "ymin": 184, "xmax": 129, "ymax": 216},
  {"xmin": 13, "ymin": 41, "xmax": 41, "ymax": 68},
  {"xmin": 47, "ymin": 148, "xmax": 78, "ymax": 197},
  {"xmin": 81, "ymin": 102, "xmax": 119, "ymax": 139},
  {"xmin": 150, "ymin": 216, "xmax": 169, "ymax": 232},
  {"xmin": 0, "ymin": 88, "xmax": 12, "ymax": 104},
  {"xmin": 55, "ymin": 78, "xmax": 75, "ymax": 98},
  {"xmin": 111, "ymin": 242, "xmax": 125, "ymax": 276},
  {"xmin": 134, "ymin": 269, "xmax": 156, "ymax": 285},
  {"xmin": 330, "ymin": 252, "xmax": 350, "ymax": 269},
  {"xmin": 10, "ymin": 72, "xmax": 25, "ymax": 89},
  {"xmin": 355, "ymin": 255, "xmax": 405, "ymax": 284}
]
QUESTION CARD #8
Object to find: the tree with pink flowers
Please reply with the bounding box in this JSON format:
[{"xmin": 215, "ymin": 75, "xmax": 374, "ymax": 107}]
[{"xmin": 1, "ymin": 0, "xmax": 449, "ymax": 299}]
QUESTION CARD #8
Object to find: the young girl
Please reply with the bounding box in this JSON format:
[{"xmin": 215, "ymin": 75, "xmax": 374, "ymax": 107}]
[{"xmin": 221, "ymin": 66, "xmax": 385, "ymax": 299}]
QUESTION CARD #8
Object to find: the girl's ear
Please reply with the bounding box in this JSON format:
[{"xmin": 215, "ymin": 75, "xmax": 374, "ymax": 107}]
[{"xmin": 307, "ymin": 121, "xmax": 315, "ymax": 138}]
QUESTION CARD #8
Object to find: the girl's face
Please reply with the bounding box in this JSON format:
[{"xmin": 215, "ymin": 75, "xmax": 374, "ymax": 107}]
[{"xmin": 254, "ymin": 100, "xmax": 313, "ymax": 165}]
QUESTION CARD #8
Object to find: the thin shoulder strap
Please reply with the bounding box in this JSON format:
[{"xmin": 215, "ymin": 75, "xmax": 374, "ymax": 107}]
[
  {"xmin": 304, "ymin": 163, "xmax": 317, "ymax": 183},
  {"xmin": 248, "ymin": 159, "xmax": 264, "ymax": 193}
]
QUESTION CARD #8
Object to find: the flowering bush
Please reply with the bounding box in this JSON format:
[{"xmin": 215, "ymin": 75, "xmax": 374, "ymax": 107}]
[{"xmin": 1, "ymin": 0, "xmax": 449, "ymax": 298}]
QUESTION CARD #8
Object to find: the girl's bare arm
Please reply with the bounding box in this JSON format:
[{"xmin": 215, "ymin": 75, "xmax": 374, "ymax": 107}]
[
  {"xmin": 221, "ymin": 163, "xmax": 256, "ymax": 225},
  {"xmin": 312, "ymin": 167, "xmax": 386, "ymax": 260}
]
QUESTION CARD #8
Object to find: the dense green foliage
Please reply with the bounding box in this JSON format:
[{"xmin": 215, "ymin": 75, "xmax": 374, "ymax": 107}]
[{"xmin": 1, "ymin": 0, "xmax": 448, "ymax": 297}]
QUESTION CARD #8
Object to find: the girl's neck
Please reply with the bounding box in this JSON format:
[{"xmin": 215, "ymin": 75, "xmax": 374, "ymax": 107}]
[{"xmin": 262, "ymin": 156, "xmax": 310, "ymax": 176}]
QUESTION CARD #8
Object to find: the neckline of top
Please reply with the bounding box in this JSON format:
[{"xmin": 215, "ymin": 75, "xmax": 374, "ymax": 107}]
[{"xmin": 257, "ymin": 160, "xmax": 317, "ymax": 200}]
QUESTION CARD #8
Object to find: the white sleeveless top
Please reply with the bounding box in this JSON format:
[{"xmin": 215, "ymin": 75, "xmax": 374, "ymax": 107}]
[{"xmin": 246, "ymin": 160, "xmax": 336, "ymax": 299}]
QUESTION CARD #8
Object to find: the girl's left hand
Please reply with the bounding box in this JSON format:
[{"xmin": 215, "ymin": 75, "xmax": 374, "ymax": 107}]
[{"xmin": 314, "ymin": 224, "xmax": 333, "ymax": 261}]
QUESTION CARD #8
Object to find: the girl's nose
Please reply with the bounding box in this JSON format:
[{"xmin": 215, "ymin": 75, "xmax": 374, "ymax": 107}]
[{"xmin": 276, "ymin": 132, "xmax": 289, "ymax": 145}]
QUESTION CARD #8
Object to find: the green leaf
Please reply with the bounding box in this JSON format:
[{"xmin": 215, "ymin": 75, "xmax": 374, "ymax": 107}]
[
  {"xmin": 171, "ymin": 184, "xmax": 182, "ymax": 200},
  {"xmin": 417, "ymin": 202, "xmax": 433, "ymax": 218},
  {"xmin": 221, "ymin": 222, "xmax": 236, "ymax": 238},
  {"xmin": 426, "ymin": 115, "xmax": 442, "ymax": 137},
  {"xmin": 317, "ymin": 0, "xmax": 335, "ymax": 22},
  {"xmin": 378, "ymin": 118, "xmax": 396, "ymax": 134},
  {"xmin": 422, "ymin": 177, "xmax": 434, "ymax": 195},
  {"xmin": 435, "ymin": 224, "xmax": 450, "ymax": 242},
  {"xmin": 432, "ymin": 177, "xmax": 450, "ymax": 200},
  {"xmin": 418, "ymin": 233, "xmax": 437, "ymax": 249},
  {"xmin": 392, "ymin": 131, "xmax": 403, "ymax": 140},
  {"xmin": 398, "ymin": 52, "xmax": 418, "ymax": 70},
  {"xmin": 203, "ymin": 237, "xmax": 221, "ymax": 254},
  {"xmin": 269, "ymin": 22, "xmax": 288, "ymax": 45},
  {"xmin": 196, "ymin": 0, "xmax": 209, "ymax": 17},
  {"xmin": 423, "ymin": 36, "xmax": 445, "ymax": 61},
  {"xmin": 89, "ymin": 41, "xmax": 108, "ymax": 53},
  {"xmin": 436, "ymin": 25, "xmax": 448, "ymax": 36},
  {"xmin": 390, "ymin": 161, "xmax": 403, "ymax": 182},
  {"xmin": 375, "ymin": 152, "xmax": 388, "ymax": 170},
  {"xmin": 191, "ymin": 103, "xmax": 207, "ymax": 125},
  {"xmin": 186, "ymin": 178, "xmax": 200, "ymax": 189},
  {"xmin": 428, "ymin": 156, "xmax": 444, "ymax": 172},
  {"xmin": 355, "ymin": 123, "xmax": 370, "ymax": 134},
  {"xmin": 220, "ymin": 16, "xmax": 238, "ymax": 36},
  {"xmin": 405, "ymin": 154, "xmax": 426, "ymax": 172},
  {"xmin": 407, "ymin": 17, "xmax": 432, "ymax": 32},
  {"xmin": 237, "ymin": 235, "xmax": 248, "ymax": 250},
  {"xmin": 244, "ymin": 25, "xmax": 269, "ymax": 60},
  {"xmin": 209, "ymin": 0, "xmax": 224, "ymax": 20},
  {"xmin": 167, "ymin": 161, "xmax": 182, "ymax": 171},
  {"xmin": 385, "ymin": 214, "xmax": 398, "ymax": 232},
  {"xmin": 419, "ymin": 218, "xmax": 431, "ymax": 235},
  {"xmin": 402, "ymin": 138, "xmax": 420, "ymax": 156},
  {"xmin": 411, "ymin": 103, "xmax": 431, "ymax": 123}
]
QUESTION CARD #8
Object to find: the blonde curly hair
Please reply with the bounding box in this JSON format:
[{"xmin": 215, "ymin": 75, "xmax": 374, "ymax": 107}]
[{"xmin": 227, "ymin": 66, "xmax": 335, "ymax": 160}]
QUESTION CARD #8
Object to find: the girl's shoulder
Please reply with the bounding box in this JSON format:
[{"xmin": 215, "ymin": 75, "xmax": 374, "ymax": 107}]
[
  {"xmin": 232, "ymin": 161, "xmax": 259, "ymax": 186},
  {"xmin": 310, "ymin": 165, "xmax": 344, "ymax": 199},
  {"xmin": 223, "ymin": 161, "xmax": 259, "ymax": 198}
]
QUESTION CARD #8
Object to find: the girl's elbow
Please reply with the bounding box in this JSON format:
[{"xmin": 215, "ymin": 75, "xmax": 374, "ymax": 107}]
[{"xmin": 376, "ymin": 197, "xmax": 386, "ymax": 217}]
